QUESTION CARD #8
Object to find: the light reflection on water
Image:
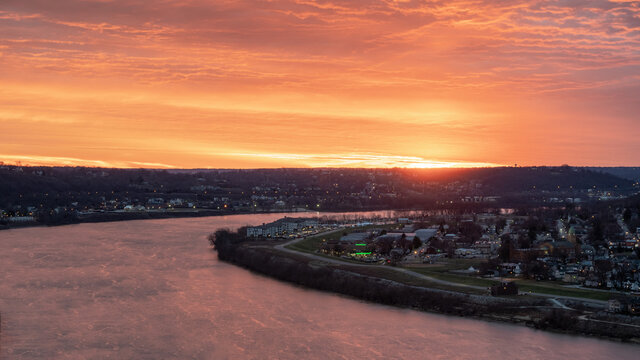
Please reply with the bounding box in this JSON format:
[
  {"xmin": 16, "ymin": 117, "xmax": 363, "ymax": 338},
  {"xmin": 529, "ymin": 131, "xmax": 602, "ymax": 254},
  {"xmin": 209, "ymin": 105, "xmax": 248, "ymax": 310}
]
[{"xmin": 0, "ymin": 213, "xmax": 638, "ymax": 359}]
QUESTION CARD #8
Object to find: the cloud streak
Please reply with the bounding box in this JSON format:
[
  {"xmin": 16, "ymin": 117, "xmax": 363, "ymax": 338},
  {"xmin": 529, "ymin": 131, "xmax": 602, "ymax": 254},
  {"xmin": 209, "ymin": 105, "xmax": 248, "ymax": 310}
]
[
  {"xmin": 1, "ymin": 1, "xmax": 639, "ymax": 167},
  {"xmin": 227, "ymin": 152, "xmax": 503, "ymax": 168},
  {"xmin": 0, "ymin": 154, "xmax": 176, "ymax": 169}
]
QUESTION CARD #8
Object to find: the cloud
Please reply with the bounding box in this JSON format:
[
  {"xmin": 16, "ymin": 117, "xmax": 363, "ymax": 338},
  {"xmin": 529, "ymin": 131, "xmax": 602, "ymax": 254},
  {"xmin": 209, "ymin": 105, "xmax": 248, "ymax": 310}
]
[
  {"xmin": 0, "ymin": 1, "xmax": 639, "ymax": 167},
  {"xmin": 225, "ymin": 152, "xmax": 503, "ymax": 168},
  {"xmin": 0, "ymin": 155, "xmax": 176, "ymax": 168}
]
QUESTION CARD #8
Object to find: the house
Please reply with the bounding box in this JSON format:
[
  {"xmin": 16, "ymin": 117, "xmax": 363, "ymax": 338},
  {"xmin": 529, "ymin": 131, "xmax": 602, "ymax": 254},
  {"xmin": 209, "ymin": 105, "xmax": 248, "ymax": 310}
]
[
  {"xmin": 444, "ymin": 233, "xmax": 459, "ymax": 242},
  {"xmin": 455, "ymin": 248, "xmax": 480, "ymax": 258},
  {"xmin": 510, "ymin": 247, "xmax": 546, "ymax": 263},
  {"xmin": 608, "ymin": 296, "xmax": 640, "ymax": 315},
  {"xmin": 607, "ymin": 297, "xmax": 628, "ymax": 313},
  {"xmin": 8, "ymin": 216, "xmax": 36, "ymax": 223},
  {"xmin": 629, "ymin": 297, "xmax": 640, "ymax": 315},
  {"xmin": 169, "ymin": 198, "xmax": 184, "ymax": 206}
]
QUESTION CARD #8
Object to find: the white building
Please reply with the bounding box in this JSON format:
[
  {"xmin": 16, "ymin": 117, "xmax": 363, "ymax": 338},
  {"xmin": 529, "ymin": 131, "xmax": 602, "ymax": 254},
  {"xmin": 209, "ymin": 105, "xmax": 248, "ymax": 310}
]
[{"xmin": 247, "ymin": 217, "xmax": 319, "ymax": 238}]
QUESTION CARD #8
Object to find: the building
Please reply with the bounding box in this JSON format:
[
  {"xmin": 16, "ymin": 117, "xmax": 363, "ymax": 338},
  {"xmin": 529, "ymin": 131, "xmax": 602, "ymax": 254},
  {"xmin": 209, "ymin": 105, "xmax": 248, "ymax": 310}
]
[
  {"xmin": 340, "ymin": 232, "xmax": 370, "ymax": 243},
  {"xmin": 336, "ymin": 232, "xmax": 372, "ymax": 253},
  {"xmin": 7, "ymin": 216, "xmax": 36, "ymax": 223},
  {"xmin": 246, "ymin": 217, "xmax": 319, "ymax": 238},
  {"xmin": 630, "ymin": 297, "xmax": 640, "ymax": 315},
  {"xmin": 455, "ymin": 248, "xmax": 480, "ymax": 257},
  {"xmin": 608, "ymin": 298, "xmax": 627, "ymax": 313},
  {"xmin": 415, "ymin": 229, "xmax": 437, "ymax": 242},
  {"xmin": 608, "ymin": 296, "xmax": 640, "ymax": 315},
  {"xmin": 169, "ymin": 198, "xmax": 184, "ymax": 206},
  {"xmin": 147, "ymin": 198, "xmax": 165, "ymax": 205}
]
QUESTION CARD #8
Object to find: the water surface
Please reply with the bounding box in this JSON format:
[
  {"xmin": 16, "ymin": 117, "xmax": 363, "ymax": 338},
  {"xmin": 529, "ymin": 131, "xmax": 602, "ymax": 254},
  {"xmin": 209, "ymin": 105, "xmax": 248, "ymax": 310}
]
[{"xmin": 0, "ymin": 214, "xmax": 638, "ymax": 359}]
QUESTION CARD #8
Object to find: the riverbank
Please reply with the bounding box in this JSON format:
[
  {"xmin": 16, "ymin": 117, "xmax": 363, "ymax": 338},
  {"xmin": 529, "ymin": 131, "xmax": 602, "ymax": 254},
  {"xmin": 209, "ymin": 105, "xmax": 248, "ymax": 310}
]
[
  {"xmin": 213, "ymin": 231, "xmax": 640, "ymax": 343},
  {"xmin": 0, "ymin": 208, "xmax": 320, "ymax": 230},
  {"xmin": 0, "ymin": 207, "xmax": 409, "ymax": 231}
]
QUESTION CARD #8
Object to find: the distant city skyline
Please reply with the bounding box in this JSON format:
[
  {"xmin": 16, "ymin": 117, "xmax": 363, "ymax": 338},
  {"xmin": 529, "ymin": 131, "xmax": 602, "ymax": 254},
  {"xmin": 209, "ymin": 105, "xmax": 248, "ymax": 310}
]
[{"xmin": 1, "ymin": 1, "xmax": 639, "ymax": 168}]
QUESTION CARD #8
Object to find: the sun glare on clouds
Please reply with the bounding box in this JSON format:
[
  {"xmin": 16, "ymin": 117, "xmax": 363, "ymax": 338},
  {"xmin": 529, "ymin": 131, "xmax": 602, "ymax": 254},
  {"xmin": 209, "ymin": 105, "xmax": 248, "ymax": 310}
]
[{"xmin": 1, "ymin": 1, "xmax": 639, "ymax": 168}]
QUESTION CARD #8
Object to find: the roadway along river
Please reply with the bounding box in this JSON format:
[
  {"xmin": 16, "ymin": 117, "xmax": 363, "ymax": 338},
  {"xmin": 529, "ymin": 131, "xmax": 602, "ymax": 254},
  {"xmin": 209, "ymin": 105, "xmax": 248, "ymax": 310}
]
[{"xmin": 0, "ymin": 213, "xmax": 638, "ymax": 359}]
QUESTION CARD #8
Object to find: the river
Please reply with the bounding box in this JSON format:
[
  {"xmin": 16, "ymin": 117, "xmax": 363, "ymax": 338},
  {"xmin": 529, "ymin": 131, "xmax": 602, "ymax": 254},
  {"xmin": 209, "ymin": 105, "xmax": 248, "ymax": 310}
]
[{"xmin": 0, "ymin": 213, "xmax": 637, "ymax": 359}]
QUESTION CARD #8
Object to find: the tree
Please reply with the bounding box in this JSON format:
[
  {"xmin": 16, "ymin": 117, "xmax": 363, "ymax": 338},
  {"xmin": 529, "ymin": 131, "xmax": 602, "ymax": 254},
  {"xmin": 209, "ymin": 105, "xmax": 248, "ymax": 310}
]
[
  {"xmin": 499, "ymin": 234, "xmax": 512, "ymax": 261},
  {"xmin": 412, "ymin": 236, "xmax": 422, "ymax": 250},
  {"xmin": 526, "ymin": 260, "xmax": 547, "ymax": 279},
  {"xmin": 518, "ymin": 234, "xmax": 531, "ymax": 249},
  {"xmin": 496, "ymin": 217, "xmax": 507, "ymax": 233},
  {"xmin": 623, "ymin": 208, "xmax": 632, "ymax": 224},
  {"xmin": 446, "ymin": 243, "xmax": 455, "ymax": 258},
  {"xmin": 459, "ymin": 221, "xmax": 482, "ymax": 242},
  {"xmin": 376, "ymin": 237, "xmax": 393, "ymax": 255},
  {"xmin": 333, "ymin": 244, "xmax": 343, "ymax": 255},
  {"xmin": 430, "ymin": 237, "xmax": 444, "ymax": 251},
  {"xmin": 589, "ymin": 217, "xmax": 604, "ymax": 246},
  {"xmin": 594, "ymin": 259, "xmax": 612, "ymax": 275}
]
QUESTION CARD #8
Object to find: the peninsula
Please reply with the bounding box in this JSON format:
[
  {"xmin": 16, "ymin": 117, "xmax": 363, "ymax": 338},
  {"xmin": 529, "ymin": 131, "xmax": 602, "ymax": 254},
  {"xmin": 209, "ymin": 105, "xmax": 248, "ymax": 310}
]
[{"xmin": 212, "ymin": 213, "xmax": 640, "ymax": 343}]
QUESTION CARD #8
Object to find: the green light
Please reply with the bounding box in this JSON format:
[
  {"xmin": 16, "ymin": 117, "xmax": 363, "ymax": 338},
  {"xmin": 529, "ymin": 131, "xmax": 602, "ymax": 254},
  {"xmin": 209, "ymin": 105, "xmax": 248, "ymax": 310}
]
[
  {"xmin": 355, "ymin": 243, "xmax": 367, "ymax": 246},
  {"xmin": 355, "ymin": 252, "xmax": 372, "ymax": 255}
]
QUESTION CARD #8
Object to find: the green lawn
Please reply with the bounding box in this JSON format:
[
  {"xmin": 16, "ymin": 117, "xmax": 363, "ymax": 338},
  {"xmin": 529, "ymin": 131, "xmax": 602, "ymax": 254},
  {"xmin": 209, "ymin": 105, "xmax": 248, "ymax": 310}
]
[
  {"xmin": 285, "ymin": 228, "xmax": 344, "ymax": 253},
  {"xmin": 333, "ymin": 264, "xmax": 487, "ymax": 295},
  {"xmin": 406, "ymin": 267, "xmax": 498, "ymax": 288},
  {"xmin": 285, "ymin": 224, "xmax": 398, "ymax": 255},
  {"xmin": 418, "ymin": 258, "xmax": 487, "ymax": 272},
  {"xmin": 404, "ymin": 262, "xmax": 611, "ymax": 301},
  {"xmin": 515, "ymin": 281, "xmax": 610, "ymax": 301}
]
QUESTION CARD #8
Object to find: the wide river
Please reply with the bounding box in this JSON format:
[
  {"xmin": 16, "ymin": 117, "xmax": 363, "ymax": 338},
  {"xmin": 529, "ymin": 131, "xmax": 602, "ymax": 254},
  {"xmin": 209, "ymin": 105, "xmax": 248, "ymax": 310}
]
[{"xmin": 0, "ymin": 213, "xmax": 638, "ymax": 359}]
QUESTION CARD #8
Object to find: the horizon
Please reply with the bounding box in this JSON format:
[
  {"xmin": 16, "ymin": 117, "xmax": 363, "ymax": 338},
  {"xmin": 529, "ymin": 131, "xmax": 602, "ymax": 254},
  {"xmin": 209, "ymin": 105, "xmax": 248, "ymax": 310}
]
[
  {"xmin": 2, "ymin": 1, "xmax": 640, "ymax": 168},
  {"xmin": 1, "ymin": 162, "xmax": 639, "ymax": 170}
]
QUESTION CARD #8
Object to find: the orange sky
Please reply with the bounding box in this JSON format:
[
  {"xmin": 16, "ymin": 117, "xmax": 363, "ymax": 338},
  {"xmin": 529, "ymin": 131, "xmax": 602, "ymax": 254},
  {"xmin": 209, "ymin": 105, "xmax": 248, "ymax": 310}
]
[{"xmin": 1, "ymin": 0, "xmax": 639, "ymax": 168}]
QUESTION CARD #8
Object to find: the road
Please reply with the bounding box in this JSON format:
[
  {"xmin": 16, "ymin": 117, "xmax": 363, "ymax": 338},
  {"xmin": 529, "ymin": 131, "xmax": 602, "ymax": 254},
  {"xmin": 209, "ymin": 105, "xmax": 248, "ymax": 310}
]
[
  {"xmin": 548, "ymin": 298, "xmax": 571, "ymax": 310},
  {"xmin": 577, "ymin": 314, "xmax": 640, "ymax": 329},
  {"xmin": 273, "ymin": 231, "xmax": 607, "ymax": 307}
]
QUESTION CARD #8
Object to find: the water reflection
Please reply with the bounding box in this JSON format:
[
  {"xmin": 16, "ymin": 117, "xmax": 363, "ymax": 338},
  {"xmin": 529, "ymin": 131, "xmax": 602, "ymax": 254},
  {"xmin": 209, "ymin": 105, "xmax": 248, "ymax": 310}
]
[{"xmin": 0, "ymin": 214, "xmax": 638, "ymax": 359}]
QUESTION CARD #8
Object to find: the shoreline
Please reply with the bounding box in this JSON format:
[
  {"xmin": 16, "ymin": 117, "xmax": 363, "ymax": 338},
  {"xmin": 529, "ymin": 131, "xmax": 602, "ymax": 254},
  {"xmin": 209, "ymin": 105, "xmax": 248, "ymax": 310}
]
[
  {"xmin": 0, "ymin": 208, "xmax": 317, "ymax": 231},
  {"xmin": 0, "ymin": 207, "xmax": 408, "ymax": 231},
  {"xmin": 0, "ymin": 209, "xmax": 293, "ymax": 230},
  {"xmin": 213, "ymin": 234, "xmax": 640, "ymax": 344}
]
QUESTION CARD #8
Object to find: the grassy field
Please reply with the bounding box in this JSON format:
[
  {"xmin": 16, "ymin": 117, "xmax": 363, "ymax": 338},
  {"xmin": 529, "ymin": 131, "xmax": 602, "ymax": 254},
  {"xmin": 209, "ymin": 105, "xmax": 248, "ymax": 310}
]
[
  {"xmin": 406, "ymin": 267, "xmax": 498, "ymax": 288},
  {"xmin": 515, "ymin": 280, "xmax": 610, "ymax": 301},
  {"xmin": 284, "ymin": 228, "xmax": 344, "ymax": 253},
  {"xmin": 331, "ymin": 264, "xmax": 488, "ymax": 295},
  {"xmin": 284, "ymin": 230, "xmax": 612, "ymax": 301},
  {"xmin": 282, "ymin": 227, "xmax": 489, "ymax": 293},
  {"xmin": 404, "ymin": 260, "xmax": 611, "ymax": 301},
  {"xmin": 260, "ymin": 244, "xmax": 485, "ymax": 294},
  {"xmin": 285, "ymin": 224, "xmax": 398, "ymax": 254}
]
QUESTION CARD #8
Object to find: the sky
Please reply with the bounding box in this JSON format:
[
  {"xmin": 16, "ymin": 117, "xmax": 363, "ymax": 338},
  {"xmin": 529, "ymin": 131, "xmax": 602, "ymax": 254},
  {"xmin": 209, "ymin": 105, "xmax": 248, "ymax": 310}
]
[{"xmin": 1, "ymin": 0, "xmax": 639, "ymax": 169}]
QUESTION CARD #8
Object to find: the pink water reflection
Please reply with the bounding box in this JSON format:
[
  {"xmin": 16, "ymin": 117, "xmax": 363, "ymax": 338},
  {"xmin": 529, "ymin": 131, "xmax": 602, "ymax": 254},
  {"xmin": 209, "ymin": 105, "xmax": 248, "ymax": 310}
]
[{"xmin": 0, "ymin": 214, "xmax": 638, "ymax": 359}]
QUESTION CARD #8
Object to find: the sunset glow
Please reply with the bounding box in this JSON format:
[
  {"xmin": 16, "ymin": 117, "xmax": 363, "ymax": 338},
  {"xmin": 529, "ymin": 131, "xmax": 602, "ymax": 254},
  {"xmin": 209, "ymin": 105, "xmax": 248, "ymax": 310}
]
[{"xmin": 2, "ymin": 0, "xmax": 639, "ymax": 168}]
